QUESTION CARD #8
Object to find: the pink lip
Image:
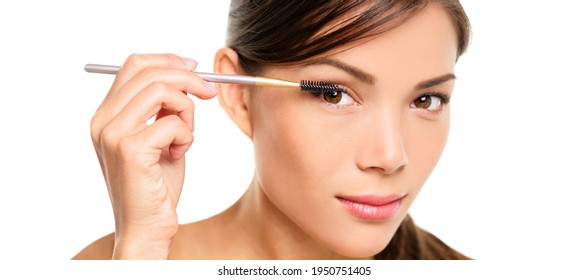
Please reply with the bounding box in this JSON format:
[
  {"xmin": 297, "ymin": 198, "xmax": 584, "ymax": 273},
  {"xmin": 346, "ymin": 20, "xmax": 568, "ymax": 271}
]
[{"xmin": 336, "ymin": 195, "xmax": 403, "ymax": 220}]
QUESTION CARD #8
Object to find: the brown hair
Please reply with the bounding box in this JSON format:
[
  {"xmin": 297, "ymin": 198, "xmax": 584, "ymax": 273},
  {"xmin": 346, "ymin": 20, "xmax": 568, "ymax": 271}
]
[
  {"xmin": 375, "ymin": 215, "xmax": 470, "ymax": 259},
  {"xmin": 227, "ymin": 0, "xmax": 470, "ymax": 75},
  {"xmin": 226, "ymin": 0, "xmax": 471, "ymax": 260}
]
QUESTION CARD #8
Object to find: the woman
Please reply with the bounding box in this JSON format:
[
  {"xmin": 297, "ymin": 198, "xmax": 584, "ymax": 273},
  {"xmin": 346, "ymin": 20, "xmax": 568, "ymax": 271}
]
[{"xmin": 74, "ymin": 0, "xmax": 471, "ymax": 259}]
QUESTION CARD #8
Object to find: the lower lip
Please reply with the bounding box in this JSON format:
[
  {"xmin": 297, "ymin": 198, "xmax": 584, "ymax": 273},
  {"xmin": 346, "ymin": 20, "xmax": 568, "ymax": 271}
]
[{"xmin": 337, "ymin": 197, "xmax": 402, "ymax": 220}]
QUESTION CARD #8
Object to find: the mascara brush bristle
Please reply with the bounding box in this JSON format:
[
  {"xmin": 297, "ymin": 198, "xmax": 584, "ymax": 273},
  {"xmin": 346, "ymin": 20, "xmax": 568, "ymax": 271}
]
[{"xmin": 300, "ymin": 80, "xmax": 339, "ymax": 93}]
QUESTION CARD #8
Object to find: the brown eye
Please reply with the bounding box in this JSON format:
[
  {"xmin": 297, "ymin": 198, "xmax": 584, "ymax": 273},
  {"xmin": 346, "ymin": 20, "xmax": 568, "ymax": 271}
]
[
  {"xmin": 312, "ymin": 87, "xmax": 357, "ymax": 108},
  {"xmin": 411, "ymin": 94, "xmax": 447, "ymax": 111},
  {"xmin": 414, "ymin": 96, "xmax": 433, "ymax": 109},
  {"xmin": 323, "ymin": 91, "xmax": 343, "ymax": 104}
]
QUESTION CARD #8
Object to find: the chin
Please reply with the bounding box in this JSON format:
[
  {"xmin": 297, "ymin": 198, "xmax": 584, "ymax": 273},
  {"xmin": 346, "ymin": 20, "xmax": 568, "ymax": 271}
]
[
  {"xmin": 331, "ymin": 239, "xmax": 390, "ymax": 259},
  {"xmin": 340, "ymin": 217, "xmax": 409, "ymax": 258},
  {"xmin": 320, "ymin": 226, "xmax": 396, "ymax": 259}
]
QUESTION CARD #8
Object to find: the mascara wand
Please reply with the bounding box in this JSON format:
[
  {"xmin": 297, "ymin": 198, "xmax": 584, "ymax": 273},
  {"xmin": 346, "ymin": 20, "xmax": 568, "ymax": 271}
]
[{"xmin": 84, "ymin": 64, "xmax": 339, "ymax": 93}]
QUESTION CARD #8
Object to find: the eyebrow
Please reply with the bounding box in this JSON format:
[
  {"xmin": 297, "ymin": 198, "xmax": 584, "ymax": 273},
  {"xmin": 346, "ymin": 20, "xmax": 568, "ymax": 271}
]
[
  {"xmin": 306, "ymin": 58, "xmax": 456, "ymax": 90},
  {"xmin": 415, "ymin": 73, "xmax": 457, "ymax": 90},
  {"xmin": 305, "ymin": 58, "xmax": 376, "ymax": 85}
]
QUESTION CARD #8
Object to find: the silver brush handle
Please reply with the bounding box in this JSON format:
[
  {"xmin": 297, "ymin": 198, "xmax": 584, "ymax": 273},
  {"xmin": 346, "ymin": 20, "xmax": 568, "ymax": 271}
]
[{"xmin": 84, "ymin": 64, "xmax": 299, "ymax": 87}]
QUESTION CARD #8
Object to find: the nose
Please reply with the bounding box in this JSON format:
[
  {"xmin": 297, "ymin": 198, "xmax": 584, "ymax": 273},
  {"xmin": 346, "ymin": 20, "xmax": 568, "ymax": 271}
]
[{"xmin": 356, "ymin": 113, "xmax": 408, "ymax": 175}]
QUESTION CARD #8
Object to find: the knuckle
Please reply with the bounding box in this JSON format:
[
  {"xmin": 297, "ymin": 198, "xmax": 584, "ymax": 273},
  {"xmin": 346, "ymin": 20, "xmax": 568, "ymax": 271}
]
[
  {"xmin": 142, "ymin": 82, "xmax": 171, "ymax": 105},
  {"xmin": 90, "ymin": 114, "xmax": 104, "ymax": 143},
  {"xmin": 99, "ymin": 123, "xmax": 120, "ymax": 150},
  {"xmin": 137, "ymin": 67, "xmax": 160, "ymax": 82},
  {"xmin": 181, "ymin": 100, "xmax": 195, "ymax": 117},
  {"xmin": 124, "ymin": 53, "xmax": 145, "ymax": 69},
  {"xmin": 162, "ymin": 53, "xmax": 183, "ymax": 65},
  {"xmin": 186, "ymin": 98, "xmax": 195, "ymax": 112},
  {"xmin": 162, "ymin": 114, "xmax": 182, "ymax": 126},
  {"xmin": 146, "ymin": 81, "xmax": 169, "ymax": 96},
  {"xmin": 161, "ymin": 115, "xmax": 187, "ymax": 131}
]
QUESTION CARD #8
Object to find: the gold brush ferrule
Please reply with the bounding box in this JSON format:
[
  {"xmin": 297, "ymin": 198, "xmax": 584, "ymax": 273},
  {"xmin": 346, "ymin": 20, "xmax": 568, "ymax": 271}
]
[{"xmin": 254, "ymin": 77, "xmax": 300, "ymax": 88}]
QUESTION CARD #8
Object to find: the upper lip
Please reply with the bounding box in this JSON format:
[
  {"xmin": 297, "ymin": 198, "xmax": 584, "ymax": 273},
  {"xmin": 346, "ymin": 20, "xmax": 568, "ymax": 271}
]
[{"xmin": 336, "ymin": 194, "xmax": 404, "ymax": 206}]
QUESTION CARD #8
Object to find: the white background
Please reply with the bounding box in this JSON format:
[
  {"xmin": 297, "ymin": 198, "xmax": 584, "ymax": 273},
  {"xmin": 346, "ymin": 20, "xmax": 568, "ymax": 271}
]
[{"xmin": 1, "ymin": 0, "xmax": 587, "ymax": 277}]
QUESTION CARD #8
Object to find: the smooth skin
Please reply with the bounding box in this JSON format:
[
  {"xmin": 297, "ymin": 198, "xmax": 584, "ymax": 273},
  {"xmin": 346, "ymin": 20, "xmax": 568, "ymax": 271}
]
[{"xmin": 74, "ymin": 4, "xmax": 457, "ymax": 259}]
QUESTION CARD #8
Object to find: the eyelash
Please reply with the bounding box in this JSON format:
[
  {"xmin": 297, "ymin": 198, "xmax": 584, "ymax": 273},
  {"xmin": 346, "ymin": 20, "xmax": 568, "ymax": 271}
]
[
  {"xmin": 309, "ymin": 84, "xmax": 359, "ymax": 109},
  {"xmin": 411, "ymin": 92, "xmax": 451, "ymax": 113},
  {"xmin": 309, "ymin": 84, "xmax": 451, "ymax": 114},
  {"xmin": 430, "ymin": 92, "xmax": 451, "ymax": 104}
]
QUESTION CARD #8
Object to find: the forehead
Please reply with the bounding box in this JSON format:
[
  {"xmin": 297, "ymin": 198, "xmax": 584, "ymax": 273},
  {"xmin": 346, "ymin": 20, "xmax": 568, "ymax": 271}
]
[{"xmin": 325, "ymin": 4, "xmax": 458, "ymax": 82}]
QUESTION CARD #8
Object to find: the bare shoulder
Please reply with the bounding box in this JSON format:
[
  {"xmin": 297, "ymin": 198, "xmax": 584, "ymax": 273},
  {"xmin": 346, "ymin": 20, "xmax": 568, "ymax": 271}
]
[
  {"xmin": 169, "ymin": 214, "xmax": 238, "ymax": 259},
  {"xmin": 72, "ymin": 232, "xmax": 114, "ymax": 260},
  {"xmin": 70, "ymin": 220, "xmax": 220, "ymax": 260}
]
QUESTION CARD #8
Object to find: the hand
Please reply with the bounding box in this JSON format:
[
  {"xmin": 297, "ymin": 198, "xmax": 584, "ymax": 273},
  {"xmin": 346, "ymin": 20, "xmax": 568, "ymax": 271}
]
[{"xmin": 90, "ymin": 54, "xmax": 218, "ymax": 259}]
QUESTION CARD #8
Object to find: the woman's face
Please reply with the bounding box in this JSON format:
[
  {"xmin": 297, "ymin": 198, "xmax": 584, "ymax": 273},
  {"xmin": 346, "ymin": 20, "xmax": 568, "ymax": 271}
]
[{"xmin": 247, "ymin": 5, "xmax": 458, "ymax": 257}]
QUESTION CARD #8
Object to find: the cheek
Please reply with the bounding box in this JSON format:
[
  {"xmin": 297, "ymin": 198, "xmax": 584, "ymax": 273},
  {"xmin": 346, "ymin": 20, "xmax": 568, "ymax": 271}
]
[
  {"xmin": 250, "ymin": 92, "xmax": 364, "ymax": 231},
  {"xmin": 252, "ymin": 93, "xmax": 355, "ymax": 193},
  {"xmin": 405, "ymin": 114, "xmax": 450, "ymax": 187}
]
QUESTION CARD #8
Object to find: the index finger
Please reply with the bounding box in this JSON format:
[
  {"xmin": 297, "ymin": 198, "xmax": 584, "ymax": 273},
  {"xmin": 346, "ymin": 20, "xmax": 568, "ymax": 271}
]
[{"xmin": 100, "ymin": 54, "xmax": 198, "ymax": 108}]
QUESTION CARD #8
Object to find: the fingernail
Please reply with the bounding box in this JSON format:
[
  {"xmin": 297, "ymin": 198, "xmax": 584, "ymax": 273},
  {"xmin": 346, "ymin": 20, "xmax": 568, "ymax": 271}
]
[
  {"xmin": 205, "ymin": 82, "xmax": 218, "ymax": 94},
  {"xmin": 182, "ymin": 57, "xmax": 198, "ymax": 68}
]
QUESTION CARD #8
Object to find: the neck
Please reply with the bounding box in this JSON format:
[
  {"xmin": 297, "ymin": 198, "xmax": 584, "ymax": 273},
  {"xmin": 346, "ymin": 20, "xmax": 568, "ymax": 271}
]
[{"xmin": 222, "ymin": 177, "xmax": 357, "ymax": 259}]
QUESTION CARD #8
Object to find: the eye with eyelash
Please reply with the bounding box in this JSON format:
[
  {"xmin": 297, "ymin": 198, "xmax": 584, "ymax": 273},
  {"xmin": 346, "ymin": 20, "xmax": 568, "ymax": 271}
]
[
  {"xmin": 309, "ymin": 84, "xmax": 358, "ymax": 107},
  {"xmin": 411, "ymin": 92, "xmax": 451, "ymax": 112}
]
